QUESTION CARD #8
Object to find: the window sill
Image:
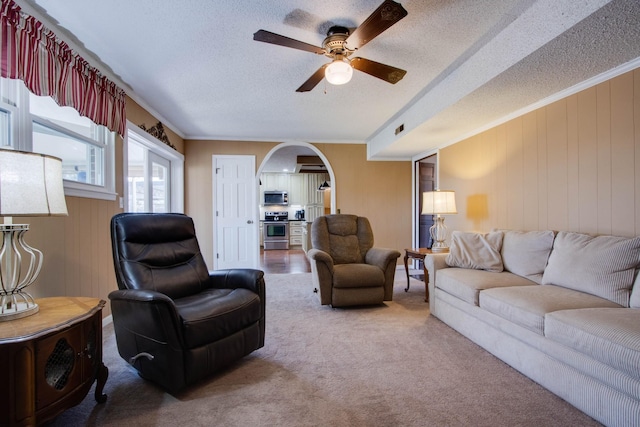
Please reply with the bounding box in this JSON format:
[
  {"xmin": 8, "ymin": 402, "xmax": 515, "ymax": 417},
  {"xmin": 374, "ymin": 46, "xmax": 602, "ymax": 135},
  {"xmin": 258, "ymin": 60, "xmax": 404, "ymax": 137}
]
[{"xmin": 64, "ymin": 182, "xmax": 117, "ymax": 201}]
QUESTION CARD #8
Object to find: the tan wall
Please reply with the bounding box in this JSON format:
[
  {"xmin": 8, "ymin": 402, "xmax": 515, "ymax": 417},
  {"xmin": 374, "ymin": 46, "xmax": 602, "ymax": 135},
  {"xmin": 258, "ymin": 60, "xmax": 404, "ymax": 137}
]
[
  {"xmin": 185, "ymin": 140, "xmax": 412, "ymax": 268},
  {"xmin": 314, "ymin": 143, "xmax": 412, "ymax": 251},
  {"xmin": 25, "ymin": 96, "xmax": 185, "ymax": 317},
  {"xmin": 440, "ymin": 68, "xmax": 640, "ymax": 238}
]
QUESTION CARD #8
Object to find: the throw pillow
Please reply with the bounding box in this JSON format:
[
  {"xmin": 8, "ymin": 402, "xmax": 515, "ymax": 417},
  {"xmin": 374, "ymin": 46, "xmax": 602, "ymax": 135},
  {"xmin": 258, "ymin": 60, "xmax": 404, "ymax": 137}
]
[
  {"xmin": 541, "ymin": 231, "xmax": 640, "ymax": 307},
  {"xmin": 501, "ymin": 230, "xmax": 556, "ymax": 284},
  {"xmin": 446, "ymin": 231, "xmax": 504, "ymax": 272}
]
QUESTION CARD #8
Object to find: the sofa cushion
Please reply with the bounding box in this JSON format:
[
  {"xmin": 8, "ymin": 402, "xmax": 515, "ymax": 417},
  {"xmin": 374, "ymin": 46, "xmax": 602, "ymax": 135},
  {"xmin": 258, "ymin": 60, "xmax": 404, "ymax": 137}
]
[
  {"xmin": 480, "ymin": 285, "xmax": 621, "ymax": 335},
  {"xmin": 436, "ymin": 268, "xmax": 536, "ymax": 306},
  {"xmin": 501, "ymin": 230, "xmax": 555, "ymax": 284},
  {"xmin": 541, "ymin": 231, "xmax": 640, "ymax": 307},
  {"xmin": 446, "ymin": 231, "xmax": 504, "ymax": 272},
  {"xmin": 545, "ymin": 308, "xmax": 640, "ymax": 380}
]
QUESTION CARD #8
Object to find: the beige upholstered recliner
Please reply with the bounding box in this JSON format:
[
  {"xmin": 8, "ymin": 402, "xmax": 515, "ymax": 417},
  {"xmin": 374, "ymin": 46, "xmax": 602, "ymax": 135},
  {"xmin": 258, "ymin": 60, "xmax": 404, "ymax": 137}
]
[{"xmin": 307, "ymin": 214, "xmax": 401, "ymax": 307}]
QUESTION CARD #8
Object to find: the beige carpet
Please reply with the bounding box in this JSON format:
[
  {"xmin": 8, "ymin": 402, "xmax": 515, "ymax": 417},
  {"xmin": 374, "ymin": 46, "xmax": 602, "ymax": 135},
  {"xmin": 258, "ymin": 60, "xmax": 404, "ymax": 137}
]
[{"xmin": 50, "ymin": 271, "xmax": 601, "ymax": 426}]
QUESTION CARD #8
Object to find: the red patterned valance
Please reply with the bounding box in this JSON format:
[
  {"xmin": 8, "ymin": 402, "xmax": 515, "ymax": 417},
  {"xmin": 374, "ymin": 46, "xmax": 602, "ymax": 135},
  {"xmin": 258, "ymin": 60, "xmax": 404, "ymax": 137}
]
[{"xmin": 0, "ymin": 0, "xmax": 126, "ymax": 136}]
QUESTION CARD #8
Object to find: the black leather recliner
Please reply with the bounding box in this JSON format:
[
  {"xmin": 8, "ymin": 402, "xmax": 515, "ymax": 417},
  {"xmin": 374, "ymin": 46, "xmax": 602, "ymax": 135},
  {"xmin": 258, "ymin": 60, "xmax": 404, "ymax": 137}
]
[{"xmin": 109, "ymin": 212, "xmax": 265, "ymax": 393}]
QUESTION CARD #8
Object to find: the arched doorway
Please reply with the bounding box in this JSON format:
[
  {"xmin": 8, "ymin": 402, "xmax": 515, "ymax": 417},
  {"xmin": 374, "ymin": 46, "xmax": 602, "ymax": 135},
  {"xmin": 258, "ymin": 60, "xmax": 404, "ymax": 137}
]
[
  {"xmin": 256, "ymin": 142, "xmax": 336, "ymax": 272},
  {"xmin": 257, "ymin": 141, "xmax": 336, "ymax": 215}
]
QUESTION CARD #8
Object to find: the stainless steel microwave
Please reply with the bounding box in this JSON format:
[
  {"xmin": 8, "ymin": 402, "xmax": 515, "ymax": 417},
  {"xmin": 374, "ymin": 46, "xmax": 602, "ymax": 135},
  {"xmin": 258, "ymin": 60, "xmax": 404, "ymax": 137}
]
[{"xmin": 264, "ymin": 191, "xmax": 288, "ymax": 206}]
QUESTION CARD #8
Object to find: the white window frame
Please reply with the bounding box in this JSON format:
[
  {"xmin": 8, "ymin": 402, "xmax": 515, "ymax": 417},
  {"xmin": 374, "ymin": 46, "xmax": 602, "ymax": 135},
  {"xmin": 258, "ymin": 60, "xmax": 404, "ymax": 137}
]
[
  {"xmin": 124, "ymin": 121, "xmax": 184, "ymax": 213},
  {"xmin": 0, "ymin": 77, "xmax": 117, "ymax": 201},
  {"xmin": 147, "ymin": 151, "xmax": 172, "ymax": 212}
]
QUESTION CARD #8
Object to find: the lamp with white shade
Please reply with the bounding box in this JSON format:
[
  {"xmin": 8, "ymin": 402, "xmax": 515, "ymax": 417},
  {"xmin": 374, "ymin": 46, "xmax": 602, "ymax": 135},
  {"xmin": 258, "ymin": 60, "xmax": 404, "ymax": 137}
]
[
  {"xmin": 0, "ymin": 149, "xmax": 68, "ymax": 321},
  {"xmin": 421, "ymin": 190, "xmax": 457, "ymax": 253}
]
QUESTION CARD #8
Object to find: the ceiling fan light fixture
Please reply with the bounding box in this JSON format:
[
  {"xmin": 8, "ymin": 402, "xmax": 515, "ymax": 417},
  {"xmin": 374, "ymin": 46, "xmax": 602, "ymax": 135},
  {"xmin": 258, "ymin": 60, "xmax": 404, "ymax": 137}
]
[{"xmin": 325, "ymin": 59, "xmax": 353, "ymax": 85}]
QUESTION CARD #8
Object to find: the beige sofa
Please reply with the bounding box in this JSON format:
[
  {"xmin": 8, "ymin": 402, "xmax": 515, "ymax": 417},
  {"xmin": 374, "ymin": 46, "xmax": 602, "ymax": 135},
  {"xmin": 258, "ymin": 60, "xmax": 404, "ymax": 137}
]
[{"xmin": 426, "ymin": 230, "xmax": 640, "ymax": 427}]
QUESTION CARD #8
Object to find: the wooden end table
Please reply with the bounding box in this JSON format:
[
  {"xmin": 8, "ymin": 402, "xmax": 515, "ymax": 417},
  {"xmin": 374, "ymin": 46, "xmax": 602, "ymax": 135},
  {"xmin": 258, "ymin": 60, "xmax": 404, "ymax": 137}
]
[
  {"xmin": 404, "ymin": 248, "xmax": 433, "ymax": 302},
  {"xmin": 0, "ymin": 297, "xmax": 108, "ymax": 426}
]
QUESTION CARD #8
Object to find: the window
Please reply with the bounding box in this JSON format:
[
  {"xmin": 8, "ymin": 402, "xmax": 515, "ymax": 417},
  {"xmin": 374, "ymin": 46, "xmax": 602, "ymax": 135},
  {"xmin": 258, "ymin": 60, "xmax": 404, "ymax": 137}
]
[
  {"xmin": 127, "ymin": 140, "xmax": 172, "ymax": 213},
  {"xmin": 0, "ymin": 77, "xmax": 116, "ymax": 200},
  {"xmin": 125, "ymin": 123, "xmax": 184, "ymax": 213}
]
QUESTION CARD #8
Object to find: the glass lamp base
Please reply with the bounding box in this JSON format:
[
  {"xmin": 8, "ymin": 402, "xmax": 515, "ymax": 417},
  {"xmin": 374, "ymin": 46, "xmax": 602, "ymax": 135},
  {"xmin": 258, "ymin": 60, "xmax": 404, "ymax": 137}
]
[{"xmin": 429, "ymin": 216, "xmax": 450, "ymax": 253}]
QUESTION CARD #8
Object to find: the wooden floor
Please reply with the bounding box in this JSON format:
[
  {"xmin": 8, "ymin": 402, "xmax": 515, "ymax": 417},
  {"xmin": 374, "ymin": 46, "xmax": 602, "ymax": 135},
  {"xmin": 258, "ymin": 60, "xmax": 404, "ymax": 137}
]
[{"xmin": 259, "ymin": 248, "xmax": 311, "ymax": 274}]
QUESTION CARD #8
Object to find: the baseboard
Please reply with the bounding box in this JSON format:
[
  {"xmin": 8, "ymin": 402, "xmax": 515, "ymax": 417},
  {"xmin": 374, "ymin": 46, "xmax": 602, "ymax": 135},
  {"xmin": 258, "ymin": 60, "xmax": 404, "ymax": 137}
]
[{"xmin": 102, "ymin": 314, "xmax": 113, "ymax": 328}]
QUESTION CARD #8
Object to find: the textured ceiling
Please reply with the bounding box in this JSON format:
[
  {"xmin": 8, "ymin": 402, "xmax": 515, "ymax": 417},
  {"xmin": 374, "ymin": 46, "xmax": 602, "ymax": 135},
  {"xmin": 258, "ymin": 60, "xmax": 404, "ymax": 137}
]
[{"xmin": 18, "ymin": 0, "xmax": 640, "ymax": 165}]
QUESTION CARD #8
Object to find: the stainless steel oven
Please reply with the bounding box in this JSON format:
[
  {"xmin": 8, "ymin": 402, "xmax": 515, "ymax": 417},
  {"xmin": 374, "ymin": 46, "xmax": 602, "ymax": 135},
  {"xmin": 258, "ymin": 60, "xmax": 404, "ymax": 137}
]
[{"xmin": 263, "ymin": 211, "xmax": 289, "ymax": 250}]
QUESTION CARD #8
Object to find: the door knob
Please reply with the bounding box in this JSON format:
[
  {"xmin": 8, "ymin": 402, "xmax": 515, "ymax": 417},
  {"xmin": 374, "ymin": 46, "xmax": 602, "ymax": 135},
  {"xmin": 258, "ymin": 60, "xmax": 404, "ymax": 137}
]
[{"xmin": 247, "ymin": 220, "xmax": 254, "ymax": 224}]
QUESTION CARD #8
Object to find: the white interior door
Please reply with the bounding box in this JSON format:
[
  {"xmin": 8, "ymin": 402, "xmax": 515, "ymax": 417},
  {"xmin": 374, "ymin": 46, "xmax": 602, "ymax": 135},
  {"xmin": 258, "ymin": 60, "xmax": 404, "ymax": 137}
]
[{"xmin": 213, "ymin": 155, "xmax": 258, "ymax": 269}]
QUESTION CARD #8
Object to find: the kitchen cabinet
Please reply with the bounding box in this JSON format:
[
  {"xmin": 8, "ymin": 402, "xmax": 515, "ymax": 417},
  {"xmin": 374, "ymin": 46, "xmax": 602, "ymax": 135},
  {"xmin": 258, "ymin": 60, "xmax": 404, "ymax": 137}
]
[
  {"xmin": 305, "ymin": 205, "xmax": 324, "ymax": 223},
  {"xmin": 288, "ymin": 174, "xmax": 305, "ymax": 206},
  {"xmin": 303, "ymin": 175, "xmax": 326, "ymax": 223},
  {"xmin": 305, "ymin": 174, "xmax": 324, "ymax": 205},
  {"xmin": 289, "ymin": 221, "xmax": 303, "ymax": 246},
  {"xmin": 262, "ymin": 173, "xmax": 289, "ymax": 192}
]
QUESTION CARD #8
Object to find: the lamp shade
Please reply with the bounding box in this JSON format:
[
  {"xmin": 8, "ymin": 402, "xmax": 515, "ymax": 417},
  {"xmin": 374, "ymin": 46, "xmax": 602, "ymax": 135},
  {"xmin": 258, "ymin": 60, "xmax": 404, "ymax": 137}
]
[
  {"xmin": 422, "ymin": 190, "xmax": 457, "ymax": 215},
  {"xmin": 0, "ymin": 149, "xmax": 68, "ymax": 216},
  {"xmin": 325, "ymin": 59, "xmax": 353, "ymax": 85}
]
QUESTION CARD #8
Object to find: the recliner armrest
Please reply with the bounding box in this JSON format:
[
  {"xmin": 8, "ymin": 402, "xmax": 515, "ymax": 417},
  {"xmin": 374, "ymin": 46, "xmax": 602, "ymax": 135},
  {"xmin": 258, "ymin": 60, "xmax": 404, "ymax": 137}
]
[
  {"xmin": 365, "ymin": 247, "xmax": 401, "ymax": 270},
  {"xmin": 366, "ymin": 247, "xmax": 401, "ymax": 301},
  {"xmin": 209, "ymin": 269, "xmax": 265, "ymax": 296},
  {"xmin": 108, "ymin": 288, "xmax": 185, "ymax": 348},
  {"xmin": 307, "ymin": 248, "xmax": 334, "ymax": 271},
  {"xmin": 307, "ymin": 248, "xmax": 334, "ymax": 305},
  {"xmin": 109, "ymin": 288, "xmax": 174, "ymax": 304}
]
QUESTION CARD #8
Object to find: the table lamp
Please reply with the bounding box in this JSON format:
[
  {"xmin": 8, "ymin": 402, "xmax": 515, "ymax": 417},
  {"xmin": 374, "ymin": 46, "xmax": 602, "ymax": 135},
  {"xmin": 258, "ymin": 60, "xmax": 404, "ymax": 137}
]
[
  {"xmin": 422, "ymin": 190, "xmax": 457, "ymax": 253},
  {"xmin": 0, "ymin": 149, "xmax": 68, "ymax": 321}
]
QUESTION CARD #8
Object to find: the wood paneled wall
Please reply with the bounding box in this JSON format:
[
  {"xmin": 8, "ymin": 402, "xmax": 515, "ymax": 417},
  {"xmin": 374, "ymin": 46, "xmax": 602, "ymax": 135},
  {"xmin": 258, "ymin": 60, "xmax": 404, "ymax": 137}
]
[
  {"xmin": 26, "ymin": 197, "xmax": 121, "ymax": 317},
  {"xmin": 441, "ymin": 68, "xmax": 640, "ymax": 238}
]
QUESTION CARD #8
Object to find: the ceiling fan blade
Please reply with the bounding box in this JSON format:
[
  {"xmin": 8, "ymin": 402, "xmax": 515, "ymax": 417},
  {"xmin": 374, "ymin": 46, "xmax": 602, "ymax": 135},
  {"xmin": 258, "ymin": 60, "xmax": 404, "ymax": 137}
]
[
  {"xmin": 350, "ymin": 57, "xmax": 406, "ymax": 84},
  {"xmin": 253, "ymin": 30, "xmax": 325, "ymax": 55},
  {"xmin": 346, "ymin": 0, "xmax": 408, "ymax": 50},
  {"xmin": 296, "ymin": 64, "xmax": 328, "ymax": 92}
]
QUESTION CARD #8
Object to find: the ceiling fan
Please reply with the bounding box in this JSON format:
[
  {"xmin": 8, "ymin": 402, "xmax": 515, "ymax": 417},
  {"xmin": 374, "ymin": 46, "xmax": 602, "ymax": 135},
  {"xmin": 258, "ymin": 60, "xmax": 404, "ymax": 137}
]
[{"xmin": 253, "ymin": 0, "xmax": 408, "ymax": 92}]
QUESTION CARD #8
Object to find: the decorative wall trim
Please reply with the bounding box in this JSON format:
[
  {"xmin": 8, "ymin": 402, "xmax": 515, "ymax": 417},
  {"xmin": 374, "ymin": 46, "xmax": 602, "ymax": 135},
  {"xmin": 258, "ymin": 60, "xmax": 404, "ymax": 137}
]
[{"xmin": 139, "ymin": 121, "xmax": 176, "ymax": 150}]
